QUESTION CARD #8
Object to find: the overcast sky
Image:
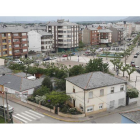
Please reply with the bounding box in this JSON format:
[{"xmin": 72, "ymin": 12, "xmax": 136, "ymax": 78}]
[{"xmin": 0, "ymin": 16, "xmax": 128, "ymax": 22}]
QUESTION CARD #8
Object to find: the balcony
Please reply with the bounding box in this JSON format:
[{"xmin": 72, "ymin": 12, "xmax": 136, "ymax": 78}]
[
  {"xmin": 13, "ymin": 41, "xmax": 21, "ymax": 45},
  {"xmin": 3, "ymin": 47, "xmax": 7, "ymax": 50},
  {"xmin": 22, "ymin": 51, "xmax": 28, "ymax": 54},
  {"xmin": 13, "ymin": 51, "xmax": 21, "ymax": 55},
  {"xmin": 100, "ymin": 39, "xmax": 109, "ymax": 43},
  {"xmin": 13, "ymin": 36, "xmax": 22, "ymax": 39},
  {"xmin": 3, "ymin": 54, "xmax": 8, "ymax": 56},
  {"xmin": 13, "ymin": 47, "xmax": 21, "ymax": 50},
  {"xmin": 21, "ymin": 41, "xmax": 28, "ymax": 44},
  {"xmin": 22, "ymin": 35, "xmax": 28, "ymax": 38},
  {"xmin": 22, "ymin": 46, "xmax": 28, "ymax": 49},
  {"xmin": 2, "ymin": 42, "xmax": 7, "ymax": 45},
  {"xmin": 2, "ymin": 37, "xmax": 6, "ymax": 39}
]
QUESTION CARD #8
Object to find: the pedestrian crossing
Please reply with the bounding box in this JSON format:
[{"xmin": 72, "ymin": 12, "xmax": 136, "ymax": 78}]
[{"xmin": 13, "ymin": 110, "xmax": 45, "ymax": 123}]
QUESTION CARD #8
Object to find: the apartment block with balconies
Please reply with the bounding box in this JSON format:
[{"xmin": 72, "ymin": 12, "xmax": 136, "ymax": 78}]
[
  {"xmin": 0, "ymin": 32, "xmax": 12, "ymax": 57},
  {"xmin": 46, "ymin": 19, "xmax": 79, "ymax": 52},
  {"xmin": 0, "ymin": 26, "xmax": 29, "ymax": 58}
]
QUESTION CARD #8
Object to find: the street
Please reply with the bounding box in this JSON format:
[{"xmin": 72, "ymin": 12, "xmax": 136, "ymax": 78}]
[{"xmin": 0, "ymin": 97, "xmax": 65, "ymax": 123}]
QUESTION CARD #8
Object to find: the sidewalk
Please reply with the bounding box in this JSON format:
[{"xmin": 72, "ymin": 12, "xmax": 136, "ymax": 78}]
[{"xmin": 5, "ymin": 94, "xmax": 140, "ymax": 123}]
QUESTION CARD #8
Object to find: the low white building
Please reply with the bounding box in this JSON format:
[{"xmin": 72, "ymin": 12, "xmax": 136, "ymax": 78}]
[
  {"xmin": 66, "ymin": 72, "xmax": 127, "ymax": 116},
  {"xmin": 28, "ymin": 30, "xmax": 53, "ymax": 54},
  {"xmin": 0, "ymin": 74, "xmax": 44, "ymax": 100}
]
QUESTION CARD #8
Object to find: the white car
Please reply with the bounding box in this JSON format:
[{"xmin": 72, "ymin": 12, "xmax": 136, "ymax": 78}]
[
  {"xmin": 135, "ymin": 66, "xmax": 139, "ymax": 69},
  {"xmin": 2, "ymin": 104, "xmax": 14, "ymax": 113}
]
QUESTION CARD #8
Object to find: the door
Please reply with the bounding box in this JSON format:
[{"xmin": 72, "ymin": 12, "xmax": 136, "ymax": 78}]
[{"xmin": 73, "ymin": 99, "xmax": 75, "ymax": 107}]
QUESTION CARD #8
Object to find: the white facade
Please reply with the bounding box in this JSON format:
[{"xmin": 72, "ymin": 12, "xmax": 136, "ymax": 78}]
[
  {"xmin": 135, "ymin": 24, "xmax": 140, "ymax": 32},
  {"xmin": 28, "ymin": 30, "xmax": 42, "ymax": 52},
  {"xmin": 66, "ymin": 80, "xmax": 126, "ymax": 115}
]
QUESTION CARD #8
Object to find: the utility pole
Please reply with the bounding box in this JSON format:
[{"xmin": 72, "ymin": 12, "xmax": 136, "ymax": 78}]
[
  {"xmin": 2, "ymin": 92, "xmax": 6, "ymax": 123},
  {"xmin": 6, "ymin": 92, "xmax": 9, "ymax": 123},
  {"xmin": 84, "ymin": 90, "xmax": 86, "ymax": 116}
]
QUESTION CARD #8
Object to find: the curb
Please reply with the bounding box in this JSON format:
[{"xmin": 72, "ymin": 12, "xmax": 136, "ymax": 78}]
[{"xmin": 43, "ymin": 113, "xmax": 89, "ymax": 123}]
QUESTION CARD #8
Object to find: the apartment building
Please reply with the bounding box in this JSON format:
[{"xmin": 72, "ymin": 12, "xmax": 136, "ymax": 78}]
[
  {"xmin": 28, "ymin": 30, "xmax": 53, "ymax": 54},
  {"xmin": 46, "ymin": 19, "xmax": 79, "ymax": 52},
  {"xmin": 109, "ymin": 26, "xmax": 124, "ymax": 45},
  {"xmin": 135, "ymin": 22, "xmax": 140, "ymax": 32},
  {"xmin": 83, "ymin": 26, "xmax": 112, "ymax": 46},
  {"xmin": 0, "ymin": 26, "xmax": 28, "ymax": 58},
  {"xmin": 0, "ymin": 32, "xmax": 12, "ymax": 57},
  {"xmin": 116, "ymin": 22, "xmax": 132, "ymax": 37}
]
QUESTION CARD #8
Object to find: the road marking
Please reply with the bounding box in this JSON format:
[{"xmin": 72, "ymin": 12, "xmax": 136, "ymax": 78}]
[
  {"xmin": 29, "ymin": 110, "xmax": 45, "ymax": 117},
  {"xmin": 13, "ymin": 115, "xmax": 27, "ymax": 123},
  {"xmin": 21, "ymin": 113, "xmax": 37, "ymax": 120},
  {"xmin": 25, "ymin": 111, "xmax": 41, "ymax": 118},
  {"xmin": 16, "ymin": 114, "xmax": 32, "ymax": 121}
]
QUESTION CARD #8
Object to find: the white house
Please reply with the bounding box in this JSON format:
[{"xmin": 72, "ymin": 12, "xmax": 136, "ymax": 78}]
[
  {"xmin": 0, "ymin": 74, "xmax": 44, "ymax": 101},
  {"xmin": 66, "ymin": 72, "xmax": 127, "ymax": 116}
]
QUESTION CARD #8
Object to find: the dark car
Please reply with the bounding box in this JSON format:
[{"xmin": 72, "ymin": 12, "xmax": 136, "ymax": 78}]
[
  {"xmin": 134, "ymin": 55, "xmax": 138, "ymax": 58},
  {"xmin": 136, "ymin": 52, "xmax": 139, "ymax": 55},
  {"xmin": 131, "ymin": 63, "xmax": 135, "ymax": 67},
  {"xmin": 43, "ymin": 57, "xmax": 50, "ymax": 61},
  {"xmin": 136, "ymin": 69, "xmax": 140, "ymax": 74}
]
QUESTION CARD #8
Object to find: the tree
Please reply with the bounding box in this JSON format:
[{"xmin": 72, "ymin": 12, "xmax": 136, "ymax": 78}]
[
  {"xmin": 79, "ymin": 41, "xmax": 85, "ymax": 48},
  {"xmin": 126, "ymin": 66, "xmax": 136, "ymax": 81},
  {"xmin": 33, "ymin": 86, "xmax": 50, "ymax": 97},
  {"xmin": 104, "ymin": 51, "xmax": 111, "ymax": 60},
  {"xmin": 85, "ymin": 58, "xmax": 109, "ymax": 73},
  {"xmin": 46, "ymin": 91, "xmax": 70, "ymax": 106},
  {"xmin": 120, "ymin": 65, "xmax": 129, "ymax": 77},
  {"xmin": 90, "ymin": 48, "xmax": 96, "ymax": 58},
  {"xmin": 55, "ymin": 79, "xmax": 66, "ymax": 91},
  {"xmin": 42, "ymin": 76, "xmax": 52, "ymax": 90},
  {"xmin": 69, "ymin": 65, "xmax": 85, "ymax": 76},
  {"xmin": 127, "ymin": 88, "xmax": 139, "ymax": 99}
]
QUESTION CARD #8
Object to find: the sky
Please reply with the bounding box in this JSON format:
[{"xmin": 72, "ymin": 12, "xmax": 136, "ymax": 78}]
[{"xmin": 0, "ymin": 16, "xmax": 128, "ymax": 22}]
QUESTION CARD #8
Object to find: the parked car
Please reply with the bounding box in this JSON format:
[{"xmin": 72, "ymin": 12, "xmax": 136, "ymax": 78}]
[
  {"xmin": 13, "ymin": 59, "xmax": 23, "ymax": 64},
  {"xmin": 136, "ymin": 52, "xmax": 139, "ymax": 55},
  {"xmin": 71, "ymin": 52, "xmax": 75, "ymax": 56},
  {"xmin": 136, "ymin": 69, "xmax": 140, "ymax": 74},
  {"xmin": 134, "ymin": 55, "xmax": 138, "ymax": 58},
  {"xmin": 131, "ymin": 63, "xmax": 135, "ymax": 67},
  {"xmin": 62, "ymin": 54, "xmax": 68, "ymax": 57},
  {"xmin": 51, "ymin": 57, "xmax": 57, "ymax": 60},
  {"xmin": 43, "ymin": 57, "xmax": 50, "ymax": 61},
  {"xmin": 131, "ymin": 61, "xmax": 135, "ymax": 64},
  {"xmin": 0, "ymin": 104, "xmax": 14, "ymax": 113},
  {"xmin": 135, "ymin": 66, "xmax": 139, "ymax": 69}
]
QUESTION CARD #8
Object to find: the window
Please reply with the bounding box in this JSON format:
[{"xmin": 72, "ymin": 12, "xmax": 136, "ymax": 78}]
[
  {"xmin": 22, "ymin": 33, "xmax": 26, "ymax": 36},
  {"xmin": 111, "ymin": 87, "xmax": 114, "ymax": 93},
  {"xmin": 8, "ymin": 40, "xmax": 11, "ymax": 43},
  {"xmin": 99, "ymin": 104, "xmax": 103, "ymax": 110},
  {"xmin": 110, "ymin": 100, "xmax": 115, "ymax": 108},
  {"xmin": 118, "ymin": 98, "xmax": 124, "ymax": 106},
  {"xmin": 100, "ymin": 89, "xmax": 104, "ymax": 96},
  {"xmin": 8, "ymin": 33, "xmax": 11, "ymax": 37},
  {"xmin": 89, "ymin": 91, "xmax": 93, "ymax": 99},
  {"xmin": 87, "ymin": 106, "xmax": 93, "ymax": 112},
  {"xmin": 9, "ymin": 45, "xmax": 12, "ymax": 48},
  {"xmin": 9, "ymin": 51, "xmax": 12, "ymax": 55},
  {"xmin": 120, "ymin": 85, "xmax": 124, "ymax": 91},
  {"xmin": 73, "ymin": 87, "xmax": 75, "ymax": 93},
  {"xmin": 80, "ymin": 105, "xmax": 84, "ymax": 112}
]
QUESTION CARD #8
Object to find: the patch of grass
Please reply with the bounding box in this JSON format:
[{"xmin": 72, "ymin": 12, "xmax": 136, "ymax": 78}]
[{"xmin": 0, "ymin": 116, "xmax": 5, "ymax": 123}]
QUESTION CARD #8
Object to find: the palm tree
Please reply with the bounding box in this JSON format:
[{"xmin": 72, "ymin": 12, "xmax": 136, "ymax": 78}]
[
  {"xmin": 120, "ymin": 64, "xmax": 129, "ymax": 77},
  {"xmin": 126, "ymin": 66, "xmax": 136, "ymax": 81},
  {"xmin": 90, "ymin": 48, "xmax": 96, "ymax": 59}
]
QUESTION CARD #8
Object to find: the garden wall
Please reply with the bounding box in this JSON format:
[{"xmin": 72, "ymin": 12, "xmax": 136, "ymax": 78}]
[
  {"xmin": 27, "ymin": 101, "xmax": 55, "ymax": 114},
  {"xmin": 129, "ymin": 97, "xmax": 138, "ymax": 104},
  {"xmin": 58, "ymin": 112, "xmax": 85, "ymax": 118}
]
